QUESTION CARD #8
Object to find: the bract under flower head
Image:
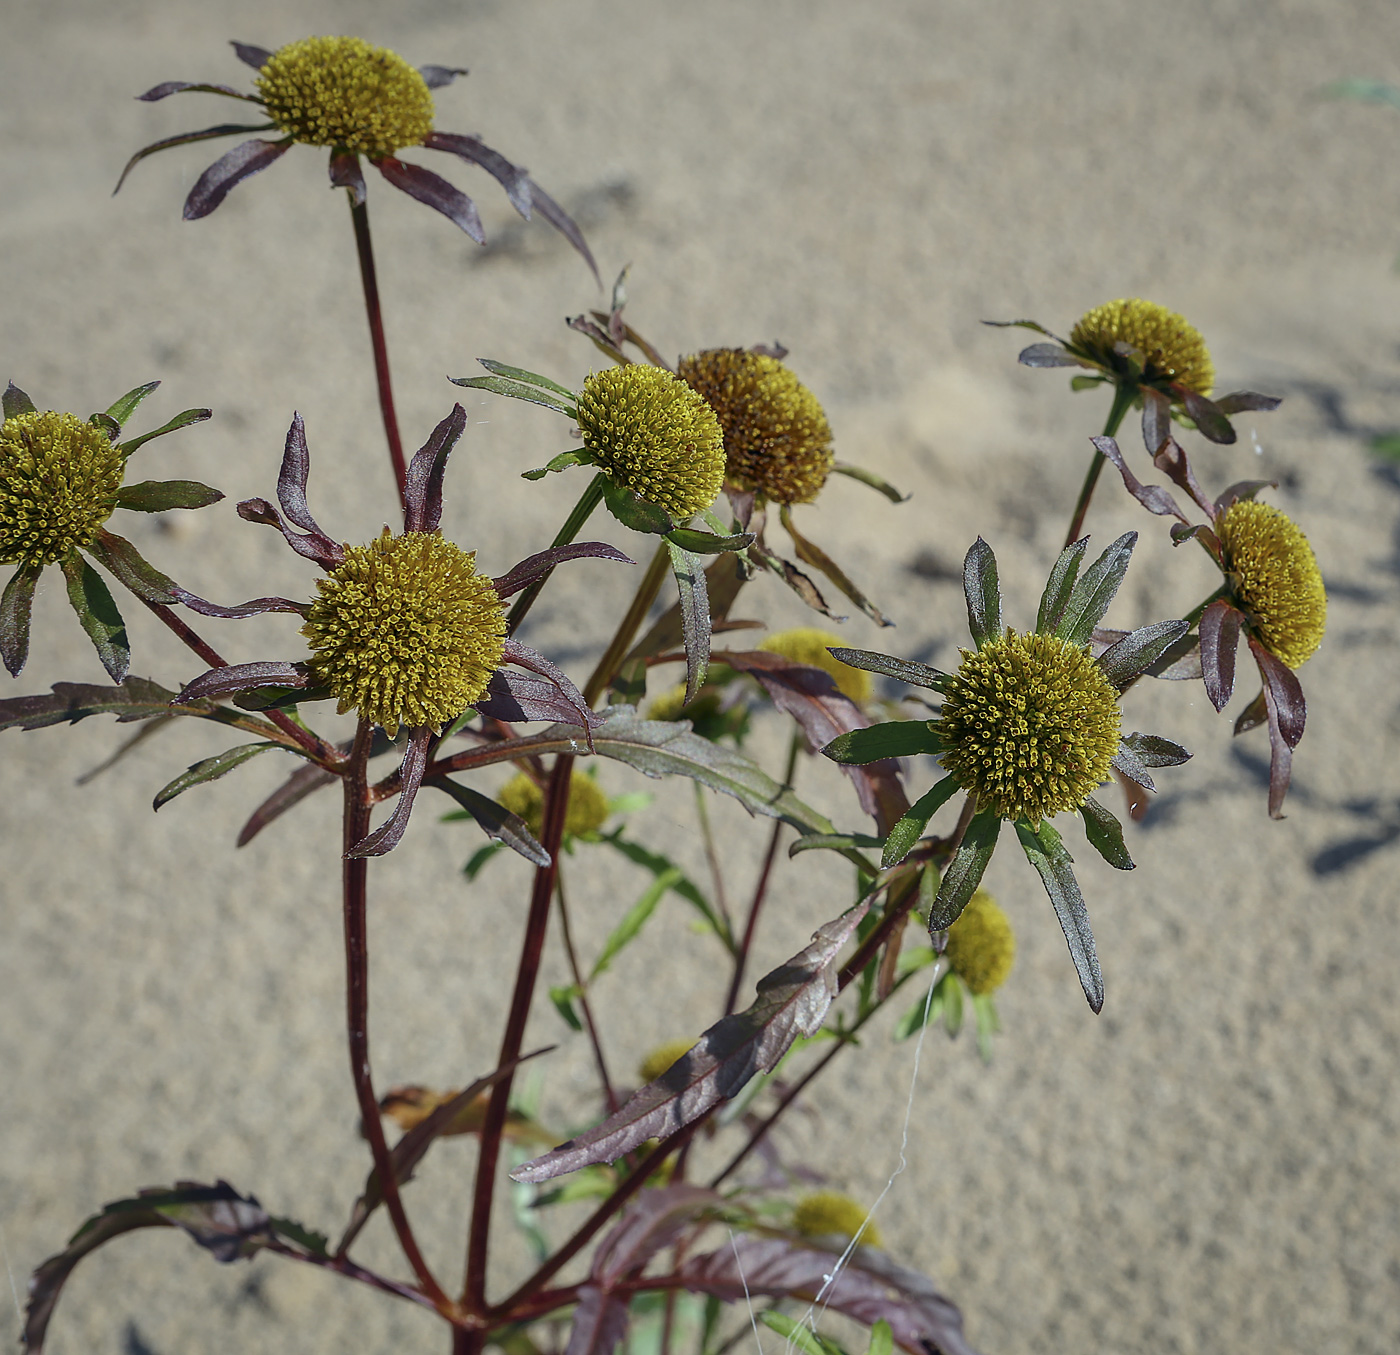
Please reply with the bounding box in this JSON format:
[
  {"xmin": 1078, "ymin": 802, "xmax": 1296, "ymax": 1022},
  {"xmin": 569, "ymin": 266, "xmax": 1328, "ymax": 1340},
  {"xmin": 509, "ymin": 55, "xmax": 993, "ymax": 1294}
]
[
  {"xmin": 0, "ymin": 413, "xmax": 122, "ymax": 569},
  {"xmin": 936, "ymin": 629, "xmax": 1121, "ymax": 824},
  {"xmin": 944, "ymin": 889, "xmax": 1015, "ymax": 996},
  {"xmin": 575, "ymin": 365, "xmax": 724, "ymax": 520},
  {"xmin": 257, "ymin": 36, "xmax": 433, "ymax": 159},
  {"xmin": 1069, "ymin": 298, "xmax": 1214, "ymax": 396},
  {"xmin": 760, "ymin": 627, "xmax": 872, "ymax": 705},
  {"xmin": 496, "ymin": 769, "xmax": 609, "ymax": 839},
  {"xmin": 302, "ymin": 529, "xmax": 505, "ymax": 737},
  {"xmin": 792, "ymin": 1191, "xmax": 882, "ymax": 1248},
  {"xmin": 1216, "ymin": 500, "xmax": 1327, "ymax": 669},
  {"xmin": 676, "ymin": 349, "xmax": 834, "ymax": 505}
]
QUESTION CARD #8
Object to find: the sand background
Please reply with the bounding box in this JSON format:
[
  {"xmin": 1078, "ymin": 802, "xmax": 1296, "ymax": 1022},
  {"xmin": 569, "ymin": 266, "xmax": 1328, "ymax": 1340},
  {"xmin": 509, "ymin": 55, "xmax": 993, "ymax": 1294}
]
[{"xmin": 2, "ymin": 0, "xmax": 1399, "ymax": 1350}]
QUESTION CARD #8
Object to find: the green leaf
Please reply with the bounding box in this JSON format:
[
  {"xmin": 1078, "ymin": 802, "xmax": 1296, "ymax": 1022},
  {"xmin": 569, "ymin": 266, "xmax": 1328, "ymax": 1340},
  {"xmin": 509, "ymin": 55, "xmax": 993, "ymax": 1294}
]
[
  {"xmin": 3, "ymin": 381, "xmax": 36, "ymax": 420},
  {"xmin": 788, "ymin": 831, "xmax": 884, "ymax": 857},
  {"xmin": 116, "ymin": 407, "xmax": 211, "ymax": 456},
  {"xmin": 590, "ymin": 866, "xmax": 682, "ymax": 979},
  {"xmin": 927, "ymin": 808, "xmax": 1001, "ymax": 932},
  {"xmin": 830, "ymin": 462, "xmax": 910, "ymax": 503},
  {"xmin": 942, "ymin": 969, "xmax": 964, "ymax": 1036},
  {"xmin": 961, "ymin": 537, "xmax": 1001, "ymax": 647},
  {"xmin": 548, "ymin": 984, "xmax": 584, "ymax": 1032},
  {"xmin": 114, "ymin": 478, "xmax": 224, "ymax": 512},
  {"xmin": 430, "ymin": 777, "xmax": 550, "ymax": 866},
  {"xmin": 60, "ymin": 553, "xmax": 129, "ymax": 682},
  {"xmin": 103, "ymin": 381, "xmax": 161, "ymax": 430},
  {"xmin": 1035, "ymin": 537, "xmax": 1089, "ymax": 634},
  {"xmin": 761, "ymin": 1312, "xmax": 847, "ymax": 1355},
  {"xmin": 1120, "ymin": 731, "xmax": 1191, "ymax": 767},
  {"xmin": 667, "ymin": 538, "xmax": 710, "ymax": 702},
  {"xmin": 823, "ymin": 721, "xmax": 943, "ymax": 765},
  {"xmin": 474, "ymin": 359, "xmax": 578, "ymax": 400},
  {"xmin": 462, "ymin": 841, "xmax": 506, "ymax": 880},
  {"xmin": 893, "ymin": 972, "xmax": 947, "ymax": 1041},
  {"xmin": 1054, "ymin": 531, "xmax": 1136, "ymax": 647},
  {"xmin": 267, "ymin": 1216, "xmax": 330, "ymax": 1258},
  {"xmin": 448, "ymin": 373, "xmax": 577, "ymax": 417},
  {"xmin": 867, "ymin": 1319, "xmax": 895, "ymax": 1355},
  {"xmin": 881, "ymin": 775, "xmax": 960, "ymax": 868},
  {"xmin": 601, "ymin": 475, "xmax": 674, "ymax": 534},
  {"xmin": 1096, "ymin": 619, "xmax": 1190, "ymax": 688},
  {"xmin": 665, "ymin": 526, "xmax": 754, "ymax": 554},
  {"xmin": 1080, "ymin": 795, "xmax": 1134, "ymax": 870},
  {"xmin": 1069, "ymin": 374, "xmax": 1107, "ymax": 392},
  {"xmin": 0, "ymin": 565, "xmax": 39, "ymax": 677},
  {"xmin": 521, "ymin": 449, "xmax": 591, "ymax": 481},
  {"xmin": 971, "ymin": 992, "xmax": 1000, "ymax": 1063},
  {"xmin": 153, "ymin": 741, "xmax": 285, "ymax": 809},
  {"xmin": 84, "ymin": 530, "xmax": 179, "ymax": 604},
  {"xmin": 826, "ymin": 646, "xmax": 952, "ymax": 694},
  {"xmin": 0, "ymin": 675, "xmax": 178, "ymax": 731},
  {"xmin": 1015, "ymin": 818, "xmax": 1103, "ymax": 1012},
  {"xmin": 601, "ymin": 832, "xmax": 732, "ymax": 948},
  {"xmin": 89, "ymin": 412, "xmax": 121, "ymax": 441}
]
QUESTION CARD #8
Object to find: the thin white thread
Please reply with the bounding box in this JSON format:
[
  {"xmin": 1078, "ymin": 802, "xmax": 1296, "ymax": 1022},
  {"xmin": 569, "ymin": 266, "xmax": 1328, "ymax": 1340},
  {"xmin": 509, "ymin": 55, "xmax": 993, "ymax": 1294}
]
[
  {"xmin": 730, "ymin": 1227, "xmax": 765, "ymax": 1355},
  {"xmin": 0, "ymin": 1216, "xmax": 21, "ymax": 1322}
]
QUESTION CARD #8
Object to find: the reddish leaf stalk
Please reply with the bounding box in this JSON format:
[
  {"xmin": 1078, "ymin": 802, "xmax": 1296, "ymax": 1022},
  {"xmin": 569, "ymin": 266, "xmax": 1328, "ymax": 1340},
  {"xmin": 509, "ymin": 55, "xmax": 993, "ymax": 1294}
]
[{"xmin": 1063, "ymin": 381, "xmax": 1136, "ymax": 548}]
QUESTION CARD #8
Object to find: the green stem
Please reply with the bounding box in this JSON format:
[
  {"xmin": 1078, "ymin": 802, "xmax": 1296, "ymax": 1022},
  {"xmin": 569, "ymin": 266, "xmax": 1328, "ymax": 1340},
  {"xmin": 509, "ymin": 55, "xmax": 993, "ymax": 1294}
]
[
  {"xmin": 1063, "ymin": 381, "xmax": 1136, "ymax": 548},
  {"xmin": 507, "ymin": 475, "xmax": 607, "ymax": 636},
  {"xmin": 581, "ymin": 540, "xmax": 671, "ymax": 707}
]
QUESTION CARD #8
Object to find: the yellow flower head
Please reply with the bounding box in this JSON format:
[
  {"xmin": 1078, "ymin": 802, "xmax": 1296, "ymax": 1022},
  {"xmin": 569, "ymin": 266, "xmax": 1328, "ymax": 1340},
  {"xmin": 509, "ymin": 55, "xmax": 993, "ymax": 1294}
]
[
  {"xmin": 302, "ymin": 530, "xmax": 505, "ymax": 737},
  {"xmin": 760, "ymin": 627, "xmax": 872, "ymax": 705},
  {"xmin": 257, "ymin": 36, "xmax": 434, "ymax": 159},
  {"xmin": 637, "ymin": 1038, "xmax": 696, "ymax": 1084},
  {"xmin": 936, "ymin": 629, "xmax": 1121, "ymax": 823},
  {"xmin": 792, "ymin": 1191, "xmax": 882, "ymax": 1249},
  {"xmin": 1069, "ymin": 299, "xmax": 1214, "ymax": 396},
  {"xmin": 575, "ymin": 365, "xmax": 725, "ymax": 520},
  {"xmin": 676, "ymin": 349, "xmax": 834, "ymax": 505},
  {"xmin": 944, "ymin": 889, "xmax": 1016, "ymax": 995},
  {"xmin": 497, "ymin": 769, "xmax": 610, "ymax": 839},
  {"xmin": 0, "ymin": 412, "xmax": 123, "ymax": 569},
  {"xmin": 1216, "ymin": 501, "xmax": 1327, "ymax": 669}
]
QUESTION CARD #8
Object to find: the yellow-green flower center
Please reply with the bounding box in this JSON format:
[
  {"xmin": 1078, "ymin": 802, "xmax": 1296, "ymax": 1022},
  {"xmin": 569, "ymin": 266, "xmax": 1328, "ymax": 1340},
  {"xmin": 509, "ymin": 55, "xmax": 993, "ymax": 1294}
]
[
  {"xmin": 1069, "ymin": 298, "xmax": 1214, "ymax": 396},
  {"xmin": 257, "ymin": 36, "xmax": 434, "ymax": 159},
  {"xmin": 637, "ymin": 1037, "xmax": 696, "ymax": 1084},
  {"xmin": 676, "ymin": 349, "xmax": 834, "ymax": 505},
  {"xmin": 936, "ymin": 629, "xmax": 1121, "ymax": 823},
  {"xmin": 496, "ymin": 769, "xmax": 609, "ymax": 839},
  {"xmin": 576, "ymin": 365, "xmax": 725, "ymax": 520},
  {"xmin": 1216, "ymin": 501, "xmax": 1326, "ymax": 669},
  {"xmin": 302, "ymin": 530, "xmax": 505, "ymax": 738},
  {"xmin": 792, "ymin": 1191, "xmax": 882, "ymax": 1248},
  {"xmin": 0, "ymin": 412, "xmax": 123, "ymax": 570},
  {"xmin": 944, "ymin": 889, "xmax": 1016, "ymax": 996},
  {"xmin": 760, "ymin": 627, "xmax": 872, "ymax": 705}
]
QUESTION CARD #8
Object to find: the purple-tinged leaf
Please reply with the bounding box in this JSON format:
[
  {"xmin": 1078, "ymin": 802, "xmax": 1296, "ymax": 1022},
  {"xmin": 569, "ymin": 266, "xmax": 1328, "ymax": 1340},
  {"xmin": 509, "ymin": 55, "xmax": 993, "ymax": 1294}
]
[
  {"xmin": 503, "ymin": 638, "xmax": 596, "ymax": 744},
  {"xmin": 1233, "ymin": 689, "xmax": 1268, "ymax": 737},
  {"xmin": 1015, "ymin": 818, "xmax": 1103, "ymax": 1012},
  {"xmin": 1146, "ymin": 630, "xmax": 1202, "ymax": 680},
  {"xmin": 477, "ymin": 667, "xmax": 595, "ymax": 729},
  {"xmin": 1119, "ymin": 731, "xmax": 1191, "ymax": 768},
  {"xmin": 154, "ymin": 741, "xmax": 285, "ymax": 810},
  {"xmin": 86, "ymin": 530, "xmax": 179, "ymax": 604},
  {"xmin": 103, "ymin": 381, "xmax": 161, "ymax": 430},
  {"xmin": 1, "ymin": 566, "xmax": 39, "ymax": 677},
  {"xmin": 511, "ymin": 901, "xmax": 869, "ymax": 1182},
  {"xmin": 927, "ymin": 808, "xmax": 1000, "ymax": 932},
  {"xmin": 782, "ymin": 505, "xmax": 891, "ymax": 627},
  {"xmin": 679, "ymin": 1236, "xmax": 980, "ymax": 1355},
  {"xmin": 1096, "ymin": 618, "xmax": 1189, "ymax": 689},
  {"xmin": 1169, "ymin": 523, "xmax": 1222, "ymax": 566},
  {"xmin": 236, "ymin": 496, "xmax": 343, "ymax": 568},
  {"xmin": 375, "ymin": 156, "xmax": 484, "ymax": 240},
  {"xmin": 3, "ymin": 382, "xmax": 36, "ymax": 420},
  {"xmin": 1090, "ymin": 435, "xmax": 1189, "ymax": 522},
  {"xmin": 749, "ymin": 538, "xmax": 845, "ymax": 621},
  {"xmin": 1258, "ymin": 677, "xmax": 1296, "ymax": 820},
  {"xmin": 184, "ymin": 138, "xmax": 291, "ymax": 219},
  {"xmin": 89, "ymin": 411, "xmax": 121, "ymax": 442},
  {"xmin": 115, "ymin": 478, "xmax": 224, "ymax": 512},
  {"xmin": 115, "ymin": 406, "xmax": 211, "ymax": 456},
  {"xmin": 175, "ymin": 661, "xmax": 311, "ymax": 704},
  {"xmin": 1199, "ymin": 599, "xmax": 1243, "ymax": 711},
  {"xmin": 25, "ymin": 1182, "xmax": 276, "ymax": 1355},
  {"xmin": 492, "ymin": 542, "xmax": 632, "ymax": 599},
  {"xmin": 1151, "ymin": 437, "xmax": 1217, "ymax": 518},
  {"xmin": 60, "ymin": 554, "xmax": 128, "ymax": 681},
  {"xmin": 1110, "ymin": 742, "xmax": 1156, "ymax": 794},
  {"xmin": 1141, "ymin": 388, "xmax": 1173, "ymax": 454},
  {"xmin": 137, "ymin": 80, "xmax": 263, "ymax": 103},
  {"xmin": 1035, "ymin": 537, "xmax": 1090, "ymax": 635},
  {"xmin": 0, "ymin": 676, "xmax": 185, "ymax": 732},
  {"xmin": 419, "ymin": 64, "xmax": 468, "ymax": 89},
  {"xmin": 1213, "ymin": 390, "xmax": 1282, "ymax": 416},
  {"xmin": 429, "ymin": 776, "xmax": 549, "ymax": 865},
  {"xmin": 275, "ymin": 413, "xmax": 322, "ymax": 534},
  {"xmin": 525, "ymin": 178, "xmax": 601, "ymax": 285},
  {"xmin": 567, "ymin": 313, "xmax": 629, "ymax": 364},
  {"xmin": 881, "ymin": 775, "xmax": 959, "ymax": 868},
  {"xmin": 329, "ymin": 150, "xmax": 366, "ymax": 205},
  {"xmin": 1182, "ymin": 389, "xmax": 1236, "ymax": 444},
  {"xmin": 423, "ymin": 131, "xmax": 531, "ymax": 217},
  {"xmin": 348, "ymin": 728, "xmax": 432, "ymax": 858},
  {"xmin": 174, "ymin": 586, "xmax": 307, "ymax": 619},
  {"xmin": 823, "ymin": 721, "xmax": 943, "ymax": 765},
  {"xmin": 566, "ymin": 1287, "xmax": 630, "ymax": 1355},
  {"xmin": 667, "ymin": 540, "xmax": 711, "ymax": 703},
  {"xmin": 1214, "ymin": 479, "xmax": 1277, "ymax": 515},
  {"xmin": 113, "ymin": 123, "xmax": 276, "ymax": 195},
  {"xmin": 238, "ymin": 760, "xmax": 338, "ymax": 846},
  {"xmin": 1018, "ymin": 342, "xmax": 1083, "ymax": 368},
  {"xmin": 1081, "ymin": 795, "xmax": 1133, "ymax": 870},
  {"xmin": 1250, "ymin": 638, "xmax": 1305, "ymax": 749},
  {"xmin": 960, "ymin": 537, "xmax": 999, "ymax": 646},
  {"xmin": 1055, "ymin": 531, "xmax": 1137, "ymax": 647},
  {"xmin": 592, "ymin": 1185, "xmax": 722, "ymax": 1287},
  {"xmin": 403, "ymin": 404, "xmax": 468, "ymax": 533},
  {"xmin": 231, "ymin": 41, "xmax": 273, "ymax": 70},
  {"xmin": 827, "ymin": 646, "xmax": 952, "ymax": 694}
]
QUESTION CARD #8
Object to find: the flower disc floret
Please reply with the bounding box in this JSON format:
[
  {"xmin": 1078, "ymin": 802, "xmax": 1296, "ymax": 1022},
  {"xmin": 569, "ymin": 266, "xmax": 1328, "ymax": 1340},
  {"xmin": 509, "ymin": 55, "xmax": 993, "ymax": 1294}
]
[
  {"xmin": 936, "ymin": 629, "xmax": 1121, "ymax": 823},
  {"xmin": 760, "ymin": 627, "xmax": 872, "ymax": 705},
  {"xmin": 1217, "ymin": 501, "xmax": 1326, "ymax": 669},
  {"xmin": 496, "ymin": 769, "xmax": 609, "ymax": 838},
  {"xmin": 302, "ymin": 530, "xmax": 505, "ymax": 737},
  {"xmin": 792, "ymin": 1191, "xmax": 881, "ymax": 1248},
  {"xmin": 1069, "ymin": 298, "xmax": 1214, "ymax": 396},
  {"xmin": 575, "ymin": 366, "xmax": 725, "ymax": 519},
  {"xmin": 0, "ymin": 412, "xmax": 122, "ymax": 569},
  {"xmin": 257, "ymin": 36, "xmax": 434, "ymax": 159},
  {"xmin": 677, "ymin": 349, "xmax": 834, "ymax": 504},
  {"xmin": 944, "ymin": 889, "xmax": 1016, "ymax": 995}
]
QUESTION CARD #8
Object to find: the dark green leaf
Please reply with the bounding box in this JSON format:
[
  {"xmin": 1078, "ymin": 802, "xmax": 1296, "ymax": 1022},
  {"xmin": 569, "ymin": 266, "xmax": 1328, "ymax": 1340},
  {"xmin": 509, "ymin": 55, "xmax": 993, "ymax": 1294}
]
[
  {"xmin": 85, "ymin": 530, "xmax": 179, "ymax": 603},
  {"xmin": 474, "ymin": 359, "xmax": 578, "ymax": 400},
  {"xmin": 1035, "ymin": 537, "xmax": 1089, "ymax": 635},
  {"xmin": 1096, "ymin": 619, "xmax": 1189, "ymax": 688},
  {"xmin": 600, "ymin": 475, "xmax": 674, "ymax": 534},
  {"xmin": 826, "ymin": 647, "xmax": 952, "ymax": 694},
  {"xmin": 0, "ymin": 675, "xmax": 181, "ymax": 731},
  {"xmin": 153, "ymin": 741, "xmax": 284, "ymax": 809},
  {"xmin": 893, "ymin": 973, "xmax": 947, "ymax": 1042},
  {"xmin": 1069, "ymin": 374, "xmax": 1107, "ymax": 392},
  {"xmin": 549, "ymin": 984, "xmax": 584, "ymax": 1032},
  {"xmin": 103, "ymin": 381, "xmax": 161, "ymax": 430},
  {"xmin": 961, "ymin": 537, "xmax": 1001, "ymax": 647},
  {"xmin": 462, "ymin": 841, "xmax": 506, "ymax": 880},
  {"xmin": 830, "ymin": 462, "xmax": 910, "ymax": 503},
  {"xmin": 1015, "ymin": 818, "xmax": 1103, "ymax": 1012},
  {"xmin": 60, "ymin": 553, "xmax": 129, "ymax": 681},
  {"xmin": 116, "ymin": 407, "xmax": 212, "ymax": 456},
  {"xmin": 788, "ymin": 832, "xmax": 884, "ymax": 857},
  {"xmin": 667, "ymin": 539, "xmax": 710, "ymax": 702},
  {"xmin": 3, "ymin": 381, "xmax": 36, "ymax": 420},
  {"xmin": 942, "ymin": 969, "xmax": 965, "ymax": 1036},
  {"xmin": 232, "ymin": 682, "xmax": 332, "ymax": 712},
  {"xmin": 823, "ymin": 721, "xmax": 943, "ymax": 765},
  {"xmin": 1120, "ymin": 731, "xmax": 1191, "ymax": 767},
  {"xmin": 591, "ymin": 866, "xmax": 682, "ymax": 979},
  {"xmin": 761, "ymin": 1312, "xmax": 845, "ymax": 1355},
  {"xmin": 521, "ymin": 449, "xmax": 591, "ymax": 481},
  {"xmin": 89, "ymin": 412, "xmax": 121, "ymax": 441},
  {"xmin": 0, "ymin": 565, "xmax": 39, "ymax": 677},
  {"xmin": 927, "ymin": 809, "xmax": 1000, "ymax": 932},
  {"xmin": 1080, "ymin": 795, "xmax": 1134, "ymax": 870},
  {"xmin": 881, "ymin": 775, "xmax": 960, "ymax": 868},
  {"xmin": 448, "ymin": 373, "xmax": 577, "ymax": 417},
  {"xmin": 267, "ymin": 1216, "xmax": 330, "ymax": 1258},
  {"xmin": 429, "ymin": 777, "xmax": 549, "ymax": 866},
  {"xmin": 867, "ymin": 1318, "xmax": 895, "ymax": 1355},
  {"xmin": 665, "ymin": 527, "xmax": 754, "ymax": 554},
  {"xmin": 115, "ymin": 479, "xmax": 224, "ymax": 512},
  {"xmin": 1054, "ymin": 531, "xmax": 1136, "ymax": 647}
]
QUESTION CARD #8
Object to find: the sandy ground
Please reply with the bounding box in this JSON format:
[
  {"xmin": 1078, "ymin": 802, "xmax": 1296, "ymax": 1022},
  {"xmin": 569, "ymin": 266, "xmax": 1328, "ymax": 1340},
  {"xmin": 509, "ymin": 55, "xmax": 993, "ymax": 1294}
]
[{"xmin": 2, "ymin": 0, "xmax": 1399, "ymax": 1351}]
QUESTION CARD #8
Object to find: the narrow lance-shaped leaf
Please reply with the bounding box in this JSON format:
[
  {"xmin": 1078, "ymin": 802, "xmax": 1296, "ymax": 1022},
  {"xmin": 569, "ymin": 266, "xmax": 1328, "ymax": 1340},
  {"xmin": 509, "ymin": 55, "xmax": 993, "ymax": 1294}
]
[
  {"xmin": 521, "ymin": 449, "xmax": 591, "ymax": 481},
  {"xmin": 231, "ymin": 41, "xmax": 273, "ymax": 70},
  {"xmin": 1035, "ymin": 537, "xmax": 1089, "ymax": 635},
  {"xmin": 1089, "ymin": 436, "xmax": 1188, "ymax": 522},
  {"xmin": 824, "ymin": 721, "xmax": 943, "ymax": 766},
  {"xmin": 511, "ymin": 900, "xmax": 870, "ymax": 1181},
  {"xmin": 927, "ymin": 808, "xmax": 1000, "ymax": 932},
  {"xmin": 961, "ymin": 537, "xmax": 1000, "ymax": 647},
  {"xmin": 1198, "ymin": 598, "xmax": 1242, "ymax": 711},
  {"xmin": 116, "ymin": 406, "xmax": 213, "ymax": 456},
  {"xmin": 830, "ymin": 461, "xmax": 910, "ymax": 502},
  {"xmin": 1120, "ymin": 731, "xmax": 1191, "ymax": 767},
  {"xmin": 591, "ymin": 866, "xmax": 683, "ymax": 979},
  {"xmin": 0, "ymin": 676, "xmax": 189, "ymax": 732},
  {"xmin": 667, "ymin": 539, "xmax": 711, "ymax": 703},
  {"xmin": 184, "ymin": 138, "xmax": 291, "ymax": 220},
  {"xmin": 1213, "ymin": 391, "xmax": 1283, "ymax": 416},
  {"xmin": 827, "ymin": 646, "xmax": 952, "ymax": 694},
  {"xmin": 665, "ymin": 526, "xmax": 754, "ymax": 554},
  {"xmin": 428, "ymin": 776, "xmax": 549, "ymax": 867},
  {"xmin": 1095, "ymin": 618, "xmax": 1189, "ymax": 690},
  {"xmin": 492, "ymin": 542, "xmax": 632, "ymax": 599},
  {"xmin": 882, "ymin": 775, "xmax": 960, "ymax": 870},
  {"xmin": 86, "ymin": 530, "xmax": 179, "ymax": 604},
  {"xmin": 1183, "ymin": 389, "xmax": 1236, "ymax": 445},
  {"xmin": 375, "ymin": 156, "xmax": 484, "ymax": 239},
  {"xmin": 1233, "ymin": 689, "xmax": 1268, "ymax": 737},
  {"xmin": 175, "ymin": 660, "xmax": 311, "ymax": 705},
  {"xmin": 474, "ymin": 358, "xmax": 576, "ymax": 400},
  {"xmin": 600, "ymin": 476, "xmax": 673, "ymax": 534},
  {"xmin": 113, "ymin": 124, "xmax": 278, "ymax": 196},
  {"xmin": 114, "ymin": 479, "xmax": 224, "ymax": 512},
  {"xmin": 60, "ymin": 553, "xmax": 129, "ymax": 682},
  {"xmin": 1015, "ymin": 818, "xmax": 1103, "ymax": 1012},
  {"xmin": 103, "ymin": 381, "xmax": 161, "ymax": 430},
  {"xmin": 1141, "ymin": 388, "xmax": 1173, "ymax": 453},
  {"xmin": 449, "ymin": 372, "xmax": 577, "ymax": 417},
  {"xmin": 1018, "ymin": 342, "xmax": 1084, "ymax": 368},
  {"xmin": 0, "ymin": 566, "xmax": 39, "ymax": 677},
  {"xmin": 1054, "ymin": 531, "xmax": 1137, "ymax": 648},
  {"xmin": 347, "ymin": 728, "xmax": 432, "ymax": 858},
  {"xmin": 154, "ymin": 742, "xmax": 287, "ymax": 810},
  {"xmin": 1080, "ymin": 795, "xmax": 1134, "ymax": 871},
  {"xmin": 523, "ymin": 177, "xmax": 602, "ymax": 286}
]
